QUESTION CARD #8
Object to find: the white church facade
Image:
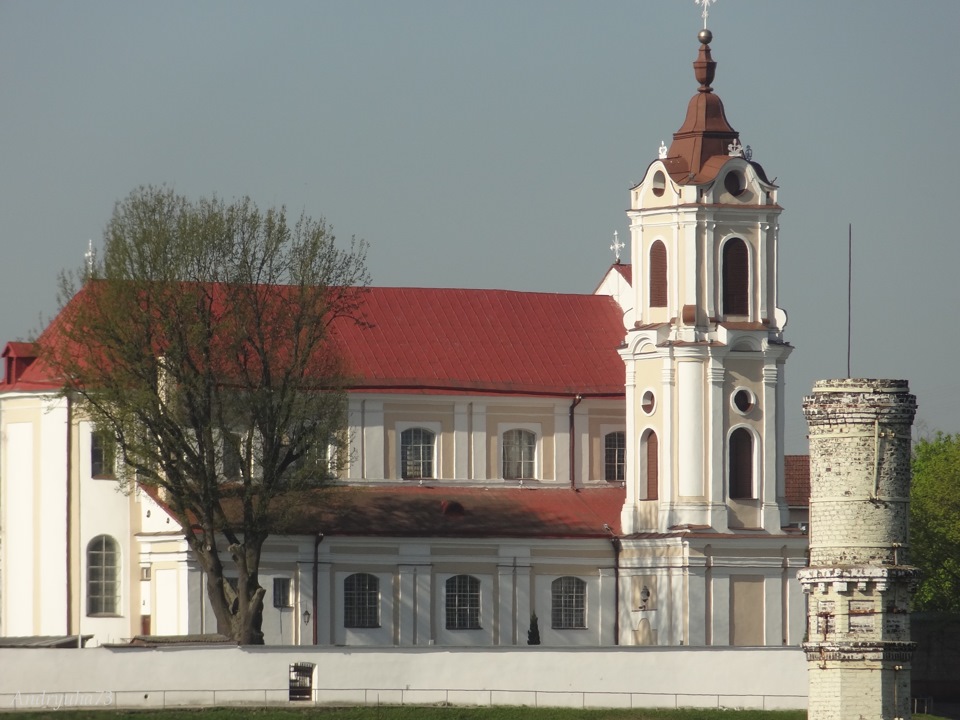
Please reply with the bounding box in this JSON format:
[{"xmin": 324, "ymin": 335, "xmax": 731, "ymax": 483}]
[{"xmin": 0, "ymin": 29, "xmax": 809, "ymax": 649}]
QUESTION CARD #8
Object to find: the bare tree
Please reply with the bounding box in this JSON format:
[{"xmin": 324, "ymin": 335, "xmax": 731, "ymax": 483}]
[{"xmin": 44, "ymin": 186, "xmax": 368, "ymax": 644}]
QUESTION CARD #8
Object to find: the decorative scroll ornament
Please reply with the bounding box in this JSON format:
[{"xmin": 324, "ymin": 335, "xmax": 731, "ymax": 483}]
[
  {"xmin": 728, "ymin": 139, "xmax": 753, "ymax": 160},
  {"xmin": 695, "ymin": 0, "xmax": 716, "ymax": 29},
  {"xmin": 658, "ymin": 141, "xmax": 668, "ymax": 159},
  {"xmin": 610, "ymin": 230, "xmax": 624, "ymax": 263}
]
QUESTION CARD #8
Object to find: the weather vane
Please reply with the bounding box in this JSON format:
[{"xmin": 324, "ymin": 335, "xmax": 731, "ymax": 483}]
[
  {"xmin": 610, "ymin": 230, "xmax": 624, "ymax": 264},
  {"xmin": 695, "ymin": 0, "xmax": 716, "ymax": 29}
]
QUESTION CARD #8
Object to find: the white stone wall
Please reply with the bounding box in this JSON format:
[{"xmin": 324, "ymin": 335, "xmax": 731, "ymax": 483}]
[{"xmin": 0, "ymin": 645, "xmax": 807, "ymax": 711}]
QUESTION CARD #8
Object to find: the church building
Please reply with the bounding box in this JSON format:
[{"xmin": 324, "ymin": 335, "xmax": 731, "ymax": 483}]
[{"xmin": 0, "ymin": 28, "xmax": 809, "ymax": 648}]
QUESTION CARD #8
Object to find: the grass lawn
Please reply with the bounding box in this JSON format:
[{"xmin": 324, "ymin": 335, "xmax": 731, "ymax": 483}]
[{"xmin": 4, "ymin": 707, "xmax": 952, "ymax": 720}]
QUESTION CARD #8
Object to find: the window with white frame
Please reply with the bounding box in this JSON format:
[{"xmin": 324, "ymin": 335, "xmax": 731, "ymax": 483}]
[
  {"xmin": 344, "ymin": 573, "xmax": 380, "ymax": 628},
  {"xmin": 273, "ymin": 578, "xmax": 292, "ymax": 608},
  {"xmin": 401, "ymin": 427, "xmax": 435, "ymax": 480},
  {"xmin": 604, "ymin": 431, "xmax": 625, "ymax": 482},
  {"xmin": 90, "ymin": 429, "xmax": 116, "ymax": 478},
  {"xmin": 87, "ymin": 534, "xmax": 120, "ymax": 616},
  {"xmin": 222, "ymin": 431, "xmax": 243, "ymax": 480},
  {"xmin": 551, "ymin": 576, "xmax": 586, "ymax": 629},
  {"xmin": 445, "ymin": 575, "xmax": 480, "ymax": 630},
  {"xmin": 502, "ymin": 428, "xmax": 536, "ymax": 480}
]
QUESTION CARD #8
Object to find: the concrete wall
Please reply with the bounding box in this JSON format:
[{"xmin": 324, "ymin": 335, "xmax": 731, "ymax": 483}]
[{"xmin": 0, "ymin": 645, "xmax": 807, "ymax": 711}]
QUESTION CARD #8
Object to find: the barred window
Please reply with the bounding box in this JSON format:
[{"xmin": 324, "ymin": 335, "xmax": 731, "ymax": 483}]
[
  {"xmin": 502, "ymin": 429, "xmax": 536, "ymax": 480},
  {"xmin": 445, "ymin": 575, "xmax": 480, "ymax": 630},
  {"xmin": 87, "ymin": 535, "xmax": 120, "ymax": 616},
  {"xmin": 604, "ymin": 431, "xmax": 625, "ymax": 482},
  {"xmin": 344, "ymin": 573, "xmax": 380, "ymax": 628},
  {"xmin": 551, "ymin": 576, "xmax": 586, "ymax": 629},
  {"xmin": 401, "ymin": 427, "xmax": 435, "ymax": 480}
]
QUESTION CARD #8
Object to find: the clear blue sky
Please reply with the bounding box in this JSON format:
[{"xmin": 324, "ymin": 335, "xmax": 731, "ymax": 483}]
[{"xmin": 2, "ymin": 0, "xmax": 958, "ymax": 453}]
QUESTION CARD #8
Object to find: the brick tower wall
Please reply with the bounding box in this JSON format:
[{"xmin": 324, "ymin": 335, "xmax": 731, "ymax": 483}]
[{"xmin": 799, "ymin": 379, "xmax": 918, "ymax": 720}]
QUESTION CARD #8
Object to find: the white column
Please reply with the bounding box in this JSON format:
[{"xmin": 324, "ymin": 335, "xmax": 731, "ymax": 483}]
[
  {"xmin": 687, "ymin": 562, "xmax": 708, "ymax": 646},
  {"xmin": 764, "ymin": 571, "xmax": 782, "ymax": 647},
  {"xmin": 471, "ymin": 404, "xmax": 487, "ymax": 482},
  {"xmin": 677, "ymin": 358, "xmax": 704, "ymax": 498},
  {"xmin": 398, "ymin": 565, "xmax": 417, "ymax": 646},
  {"xmin": 707, "ymin": 361, "xmax": 728, "ymax": 531},
  {"xmin": 761, "ymin": 364, "xmax": 780, "ymax": 530},
  {"xmin": 704, "ymin": 219, "xmax": 717, "ymax": 319},
  {"xmin": 711, "ymin": 570, "xmax": 731, "ymax": 646},
  {"xmin": 553, "ymin": 403, "xmax": 568, "ymax": 485},
  {"xmin": 347, "ymin": 398, "xmax": 363, "ymax": 480},
  {"xmin": 658, "ymin": 364, "xmax": 676, "ymax": 531},
  {"xmin": 598, "ymin": 567, "xmax": 617, "ymax": 646},
  {"xmin": 361, "ymin": 400, "xmax": 384, "ymax": 481},
  {"xmin": 758, "ymin": 222, "xmax": 770, "ymax": 322},
  {"xmin": 316, "ymin": 562, "xmax": 333, "ymax": 645},
  {"xmin": 621, "ymin": 362, "xmax": 638, "ymax": 533},
  {"xmin": 497, "ymin": 565, "xmax": 516, "ymax": 645},
  {"xmin": 453, "ymin": 403, "xmax": 469, "ymax": 481}
]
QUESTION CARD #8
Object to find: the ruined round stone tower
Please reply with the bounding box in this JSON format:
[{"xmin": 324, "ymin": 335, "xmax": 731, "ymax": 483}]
[{"xmin": 799, "ymin": 379, "xmax": 918, "ymax": 720}]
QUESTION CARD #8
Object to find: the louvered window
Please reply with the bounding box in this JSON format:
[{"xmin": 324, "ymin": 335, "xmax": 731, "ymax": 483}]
[
  {"xmin": 729, "ymin": 428, "xmax": 754, "ymax": 499},
  {"xmin": 644, "ymin": 431, "xmax": 659, "ymax": 500},
  {"xmin": 649, "ymin": 241, "xmax": 668, "ymax": 308},
  {"xmin": 722, "ymin": 238, "xmax": 749, "ymax": 316}
]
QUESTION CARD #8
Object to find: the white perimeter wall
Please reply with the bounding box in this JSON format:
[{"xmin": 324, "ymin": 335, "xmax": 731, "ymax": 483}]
[{"xmin": 0, "ymin": 646, "xmax": 806, "ymax": 711}]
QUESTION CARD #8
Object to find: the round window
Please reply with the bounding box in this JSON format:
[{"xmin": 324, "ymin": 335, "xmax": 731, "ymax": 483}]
[
  {"xmin": 641, "ymin": 390, "xmax": 656, "ymax": 415},
  {"xmin": 732, "ymin": 388, "xmax": 755, "ymax": 414}
]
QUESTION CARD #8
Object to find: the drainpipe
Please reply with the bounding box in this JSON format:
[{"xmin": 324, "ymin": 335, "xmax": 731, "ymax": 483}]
[
  {"xmin": 66, "ymin": 395, "xmax": 73, "ymax": 637},
  {"xmin": 568, "ymin": 395, "xmax": 583, "ymax": 489},
  {"xmin": 312, "ymin": 533, "xmax": 324, "ymax": 645}
]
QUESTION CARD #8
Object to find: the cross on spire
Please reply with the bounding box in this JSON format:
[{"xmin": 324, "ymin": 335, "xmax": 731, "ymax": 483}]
[
  {"xmin": 610, "ymin": 230, "xmax": 624, "ymax": 264},
  {"xmin": 84, "ymin": 239, "xmax": 96, "ymax": 278},
  {"xmin": 695, "ymin": 0, "xmax": 716, "ymax": 29}
]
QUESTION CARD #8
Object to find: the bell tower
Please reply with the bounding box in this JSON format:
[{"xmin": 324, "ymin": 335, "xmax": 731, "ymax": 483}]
[{"xmin": 620, "ymin": 29, "xmax": 793, "ymax": 535}]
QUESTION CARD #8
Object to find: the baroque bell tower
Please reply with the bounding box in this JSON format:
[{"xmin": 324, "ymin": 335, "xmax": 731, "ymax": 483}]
[{"xmin": 619, "ymin": 28, "xmax": 793, "ymax": 536}]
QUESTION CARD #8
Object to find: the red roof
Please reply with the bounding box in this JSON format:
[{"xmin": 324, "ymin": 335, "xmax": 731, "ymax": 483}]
[
  {"xmin": 3, "ymin": 285, "xmax": 628, "ymax": 398},
  {"xmin": 263, "ymin": 485, "xmax": 626, "ymax": 538},
  {"xmin": 331, "ymin": 287, "xmax": 627, "ymax": 396},
  {"xmin": 784, "ymin": 455, "xmax": 810, "ymax": 506}
]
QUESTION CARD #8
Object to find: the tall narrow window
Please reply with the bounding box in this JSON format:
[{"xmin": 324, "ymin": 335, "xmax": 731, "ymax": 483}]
[
  {"xmin": 729, "ymin": 428, "xmax": 754, "ymax": 499},
  {"xmin": 604, "ymin": 431, "xmax": 625, "ymax": 482},
  {"xmin": 400, "ymin": 427, "xmax": 435, "ymax": 480},
  {"xmin": 643, "ymin": 430, "xmax": 659, "ymax": 500},
  {"xmin": 502, "ymin": 429, "xmax": 536, "ymax": 480},
  {"xmin": 344, "ymin": 573, "xmax": 380, "ymax": 628},
  {"xmin": 445, "ymin": 575, "xmax": 480, "ymax": 630},
  {"xmin": 273, "ymin": 578, "xmax": 292, "ymax": 608},
  {"xmin": 91, "ymin": 430, "xmax": 116, "ymax": 478},
  {"xmin": 222, "ymin": 432, "xmax": 243, "ymax": 480},
  {"xmin": 649, "ymin": 241, "xmax": 668, "ymax": 308},
  {"xmin": 551, "ymin": 576, "xmax": 587, "ymax": 629},
  {"xmin": 87, "ymin": 535, "xmax": 120, "ymax": 616},
  {"xmin": 722, "ymin": 238, "xmax": 749, "ymax": 316}
]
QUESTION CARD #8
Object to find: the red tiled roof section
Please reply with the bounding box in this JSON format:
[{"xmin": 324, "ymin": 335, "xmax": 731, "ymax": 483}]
[
  {"xmin": 612, "ymin": 264, "xmax": 632, "ymax": 284},
  {"xmin": 274, "ymin": 485, "xmax": 626, "ymax": 538},
  {"xmin": 332, "ymin": 288, "xmax": 627, "ymax": 396},
  {"xmin": 784, "ymin": 455, "xmax": 810, "ymax": 506}
]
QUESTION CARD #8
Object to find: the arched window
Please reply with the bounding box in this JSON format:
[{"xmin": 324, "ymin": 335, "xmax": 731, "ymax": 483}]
[
  {"xmin": 344, "ymin": 573, "xmax": 380, "ymax": 628},
  {"xmin": 649, "ymin": 241, "xmax": 668, "ymax": 308},
  {"xmin": 445, "ymin": 575, "xmax": 480, "ymax": 630},
  {"xmin": 401, "ymin": 427, "xmax": 435, "ymax": 480},
  {"xmin": 502, "ymin": 429, "xmax": 536, "ymax": 480},
  {"xmin": 551, "ymin": 576, "xmax": 587, "ymax": 629},
  {"xmin": 604, "ymin": 431, "xmax": 625, "ymax": 482},
  {"xmin": 642, "ymin": 430, "xmax": 659, "ymax": 500},
  {"xmin": 722, "ymin": 238, "xmax": 749, "ymax": 316},
  {"xmin": 87, "ymin": 535, "xmax": 120, "ymax": 616},
  {"xmin": 729, "ymin": 428, "xmax": 754, "ymax": 500}
]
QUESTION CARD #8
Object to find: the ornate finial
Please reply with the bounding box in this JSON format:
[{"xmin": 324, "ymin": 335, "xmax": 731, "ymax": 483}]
[
  {"xmin": 695, "ymin": 0, "xmax": 716, "ymax": 30},
  {"xmin": 658, "ymin": 141, "xmax": 668, "ymax": 160},
  {"xmin": 84, "ymin": 239, "xmax": 97, "ymax": 278},
  {"xmin": 728, "ymin": 139, "xmax": 744, "ymax": 157},
  {"xmin": 610, "ymin": 230, "xmax": 624, "ymax": 264}
]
